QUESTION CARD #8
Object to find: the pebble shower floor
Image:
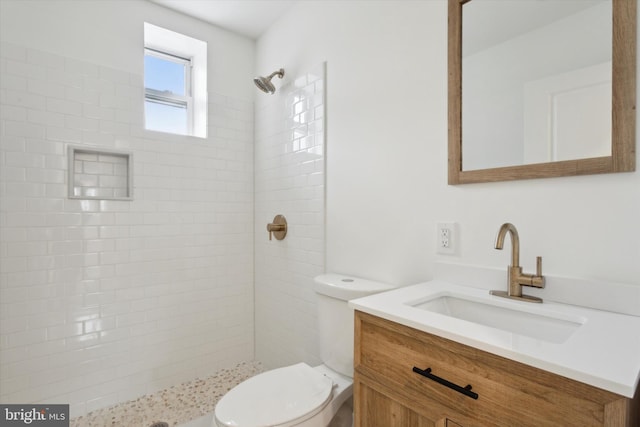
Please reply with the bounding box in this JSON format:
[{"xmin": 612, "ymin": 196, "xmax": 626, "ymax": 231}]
[{"xmin": 69, "ymin": 361, "xmax": 262, "ymax": 426}]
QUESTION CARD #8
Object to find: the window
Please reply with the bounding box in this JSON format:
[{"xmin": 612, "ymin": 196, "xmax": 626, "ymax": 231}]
[
  {"xmin": 144, "ymin": 23, "xmax": 207, "ymax": 138},
  {"xmin": 144, "ymin": 49, "xmax": 191, "ymax": 135}
]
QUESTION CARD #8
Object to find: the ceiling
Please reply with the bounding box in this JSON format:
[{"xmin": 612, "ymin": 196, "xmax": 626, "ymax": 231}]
[{"xmin": 148, "ymin": 0, "xmax": 298, "ymax": 39}]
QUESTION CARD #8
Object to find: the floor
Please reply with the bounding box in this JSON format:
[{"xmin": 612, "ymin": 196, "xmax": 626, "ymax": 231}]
[{"xmin": 70, "ymin": 361, "xmax": 263, "ymax": 427}]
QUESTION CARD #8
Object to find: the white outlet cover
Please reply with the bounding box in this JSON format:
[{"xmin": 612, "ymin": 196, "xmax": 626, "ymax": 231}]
[{"xmin": 437, "ymin": 222, "xmax": 457, "ymax": 255}]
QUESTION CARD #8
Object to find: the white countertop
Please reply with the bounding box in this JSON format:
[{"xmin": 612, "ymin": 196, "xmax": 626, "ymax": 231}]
[{"xmin": 349, "ymin": 279, "xmax": 640, "ymax": 398}]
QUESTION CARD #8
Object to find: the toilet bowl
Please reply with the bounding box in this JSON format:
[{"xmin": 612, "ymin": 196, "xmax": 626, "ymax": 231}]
[
  {"xmin": 214, "ymin": 363, "xmax": 352, "ymax": 427},
  {"xmin": 213, "ymin": 274, "xmax": 395, "ymax": 427}
]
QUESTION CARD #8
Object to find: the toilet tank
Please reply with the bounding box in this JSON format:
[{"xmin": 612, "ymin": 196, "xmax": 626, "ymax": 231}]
[{"xmin": 313, "ymin": 274, "xmax": 395, "ymax": 377}]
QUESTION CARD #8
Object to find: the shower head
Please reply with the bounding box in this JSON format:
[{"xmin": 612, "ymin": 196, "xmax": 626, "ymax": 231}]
[{"xmin": 254, "ymin": 68, "xmax": 285, "ymax": 94}]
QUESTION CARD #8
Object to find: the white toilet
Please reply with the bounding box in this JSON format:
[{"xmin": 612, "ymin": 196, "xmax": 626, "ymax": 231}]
[{"xmin": 213, "ymin": 274, "xmax": 395, "ymax": 427}]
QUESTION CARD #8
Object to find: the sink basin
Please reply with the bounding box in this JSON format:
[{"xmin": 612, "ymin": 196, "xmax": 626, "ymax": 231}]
[{"xmin": 410, "ymin": 294, "xmax": 585, "ymax": 344}]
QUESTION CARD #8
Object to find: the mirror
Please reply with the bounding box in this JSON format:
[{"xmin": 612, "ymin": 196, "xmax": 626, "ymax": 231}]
[{"xmin": 448, "ymin": 0, "xmax": 636, "ymax": 184}]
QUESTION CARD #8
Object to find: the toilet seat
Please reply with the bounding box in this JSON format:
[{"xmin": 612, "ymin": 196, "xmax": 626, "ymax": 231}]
[{"xmin": 214, "ymin": 363, "xmax": 334, "ymax": 427}]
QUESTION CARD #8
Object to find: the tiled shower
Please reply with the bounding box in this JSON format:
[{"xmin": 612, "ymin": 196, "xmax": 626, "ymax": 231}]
[
  {"xmin": 0, "ymin": 36, "xmax": 327, "ymax": 420},
  {"xmin": 254, "ymin": 63, "xmax": 326, "ymax": 370},
  {"xmin": 0, "ymin": 43, "xmax": 256, "ymax": 417}
]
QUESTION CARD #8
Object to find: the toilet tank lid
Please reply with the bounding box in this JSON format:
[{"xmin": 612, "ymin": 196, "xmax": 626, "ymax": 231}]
[{"xmin": 313, "ymin": 274, "xmax": 396, "ymax": 301}]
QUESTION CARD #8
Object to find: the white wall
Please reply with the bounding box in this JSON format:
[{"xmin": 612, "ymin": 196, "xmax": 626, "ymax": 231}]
[
  {"xmin": 256, "ymin": 0, "xmax": 640, "ymax": 291},
  {"xmin": 0, "ymin": 0, "xmax": 255, "ymax": 417}
]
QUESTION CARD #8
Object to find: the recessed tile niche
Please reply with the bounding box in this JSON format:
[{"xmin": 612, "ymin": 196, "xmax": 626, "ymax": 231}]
[{"xmin": 68, "ymin": 146, "xmax": 133, "ymax": 200}]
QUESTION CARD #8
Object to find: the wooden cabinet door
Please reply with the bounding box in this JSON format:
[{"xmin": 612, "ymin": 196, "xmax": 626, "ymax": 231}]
[{"xmin": 354, "ymin": 377, "xmax": 436, "ymax": 427}]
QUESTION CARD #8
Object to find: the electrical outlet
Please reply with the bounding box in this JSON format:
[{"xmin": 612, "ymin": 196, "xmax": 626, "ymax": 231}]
[{"xmin": 437, "ymin": 222, "xmax": 457, "ymax": 255}]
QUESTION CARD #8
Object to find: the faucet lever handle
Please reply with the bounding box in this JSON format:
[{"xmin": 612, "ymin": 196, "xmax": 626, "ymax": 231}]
[
  {"xmin": 536, "ymin": 256, "xmax": 542, "ymax": 276},
  {"xmin": 529, "ymin": 256, "xmax": 545, "ymax": 289}
]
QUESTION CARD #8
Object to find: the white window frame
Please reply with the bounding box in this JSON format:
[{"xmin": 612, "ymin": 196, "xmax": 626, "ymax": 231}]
[
  {"xmin": 144, "ymin": 23, "xmax": 207, "ymax": 138},
  {"xmin": 144, "ymin": 47, "xmax": 193, "ymax": 133}
]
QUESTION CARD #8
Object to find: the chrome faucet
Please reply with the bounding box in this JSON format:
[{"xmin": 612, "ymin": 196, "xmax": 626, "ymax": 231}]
[{"xmin": 490, "ymin": 223, "xmax": 545, "ymax": 303}]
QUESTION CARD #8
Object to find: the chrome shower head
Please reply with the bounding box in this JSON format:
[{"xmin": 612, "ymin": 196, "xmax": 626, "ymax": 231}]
[{"xmin": 254, "ymin": 68, "xmax": 285, "ymax": 94}]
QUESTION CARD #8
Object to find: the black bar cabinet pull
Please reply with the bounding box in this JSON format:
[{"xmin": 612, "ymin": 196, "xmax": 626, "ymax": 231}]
[{"xmin": 412, "ymin": 366, "xmax": 479, "ymax": 400}]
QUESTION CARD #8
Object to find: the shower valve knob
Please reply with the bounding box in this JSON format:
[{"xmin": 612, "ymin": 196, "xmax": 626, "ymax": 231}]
[{"xmin": 266, "ymin": 215, "xmax": 287, "ymax": 241}]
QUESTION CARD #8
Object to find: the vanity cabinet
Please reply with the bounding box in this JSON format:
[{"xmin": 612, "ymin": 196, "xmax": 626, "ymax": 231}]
[{"xmin": 354, "ymin": 311, "xmax": 639, "ymax": 426}]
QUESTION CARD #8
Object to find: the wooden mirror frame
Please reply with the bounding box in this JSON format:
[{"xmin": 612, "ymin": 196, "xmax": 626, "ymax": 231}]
[{"xmin": 448, "ymin": 0, "xmax": 636, "ymax": 184}]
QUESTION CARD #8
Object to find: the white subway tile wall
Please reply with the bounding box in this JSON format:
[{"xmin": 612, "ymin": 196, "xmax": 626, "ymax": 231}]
[
  {"xmin": 0, "ymin": 43, "xmax": 254, "ymax": 417},
  {"xmin": 254, "ymin": 64, "xmax": 326, "ymax": 369}
]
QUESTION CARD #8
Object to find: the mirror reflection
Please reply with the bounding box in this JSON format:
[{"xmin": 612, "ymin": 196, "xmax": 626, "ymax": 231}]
[{"xmin": 462, "ymin": 0, "xmax": 612, "ymax": 171}]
